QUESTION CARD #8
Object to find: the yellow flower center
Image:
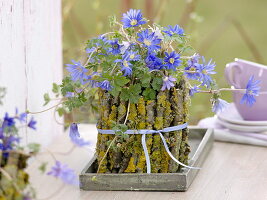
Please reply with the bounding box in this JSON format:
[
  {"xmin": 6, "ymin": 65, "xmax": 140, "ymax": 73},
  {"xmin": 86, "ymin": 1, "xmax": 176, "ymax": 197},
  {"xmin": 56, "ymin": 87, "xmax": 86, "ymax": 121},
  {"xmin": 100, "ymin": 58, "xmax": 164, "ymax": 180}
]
[
  {"xmin": 144, "ymin": 39, "xmax": 151, "ymax": 46},
  {"xmin": 130, "ymin": 54, "xmax": 135, "ymax": 59},
  {"xmin": 163, "ymin": 77, "xmax": 169, "ymax": 81},
  {"xmin": 248, "ymin": 90, "xmax": 253, "ymax": 95},
  {"xmin": 123, "ymin": 60, "xmax": 129, "ymax": 67},
  {"xmin": 189, "ymin": 67, "xmax": 195, "ymax": 72},
  {"xmin": 169, "ymin": 58, "xmax": 175, "ymax": 64},
  {"xmin": 202, "ymin": 70, "xmax": 207, "ymax": 75},
  {"xmin": 130, "ymin": 19, "xmax": 138, "ymax": 26}
]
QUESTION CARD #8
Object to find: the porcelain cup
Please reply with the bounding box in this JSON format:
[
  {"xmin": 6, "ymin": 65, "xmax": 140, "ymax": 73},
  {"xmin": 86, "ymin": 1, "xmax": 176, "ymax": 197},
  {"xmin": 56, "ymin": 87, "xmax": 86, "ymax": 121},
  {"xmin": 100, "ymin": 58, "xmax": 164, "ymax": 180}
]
[{"xmin": 225, "ymin": 58, "xmax": 267, "ymax": 121}]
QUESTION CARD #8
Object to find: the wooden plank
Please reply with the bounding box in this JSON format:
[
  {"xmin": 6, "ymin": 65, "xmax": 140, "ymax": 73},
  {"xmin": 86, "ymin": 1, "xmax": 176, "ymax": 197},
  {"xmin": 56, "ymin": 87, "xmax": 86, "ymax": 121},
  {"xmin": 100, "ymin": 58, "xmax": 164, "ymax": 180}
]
[
  {"xmin": 27, "ymin": 124, "xmax": 267, "ymax": 199},
  {"xmin": 0, "ymin": 0, "xmax": 63, "ymax": 146}
]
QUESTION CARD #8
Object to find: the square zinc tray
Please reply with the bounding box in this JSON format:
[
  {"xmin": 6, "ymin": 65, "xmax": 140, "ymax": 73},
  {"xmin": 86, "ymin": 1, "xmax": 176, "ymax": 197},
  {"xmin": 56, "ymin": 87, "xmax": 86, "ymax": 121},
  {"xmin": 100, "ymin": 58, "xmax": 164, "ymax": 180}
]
[{"xmin": 80, "ymin": 128, "xmax": 214, "ymax": 191}]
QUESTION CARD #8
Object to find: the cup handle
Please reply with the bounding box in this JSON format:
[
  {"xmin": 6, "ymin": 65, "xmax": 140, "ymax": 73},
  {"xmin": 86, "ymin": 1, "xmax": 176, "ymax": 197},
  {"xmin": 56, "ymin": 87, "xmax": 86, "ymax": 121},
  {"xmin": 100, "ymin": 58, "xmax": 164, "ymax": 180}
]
[{"xmin": 225, "ymin": 62, "xmax": 242, "ymax": 88}]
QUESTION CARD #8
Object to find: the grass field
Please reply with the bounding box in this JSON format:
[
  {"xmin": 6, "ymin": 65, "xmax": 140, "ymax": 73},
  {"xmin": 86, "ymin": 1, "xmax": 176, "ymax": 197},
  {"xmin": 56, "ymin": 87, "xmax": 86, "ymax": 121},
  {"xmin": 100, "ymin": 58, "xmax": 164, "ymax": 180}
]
[{"xmin": 62, "ymin": 0, "xmax": 267, "ymax": 124}]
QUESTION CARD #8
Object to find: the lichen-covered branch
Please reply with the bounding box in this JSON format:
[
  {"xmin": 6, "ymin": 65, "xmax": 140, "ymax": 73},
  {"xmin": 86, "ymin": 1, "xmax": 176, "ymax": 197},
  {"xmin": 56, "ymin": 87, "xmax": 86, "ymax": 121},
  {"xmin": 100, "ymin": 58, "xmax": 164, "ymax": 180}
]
[{"xmin": 96, "ymin": 78, "xmax": 190, "ymax": 174}]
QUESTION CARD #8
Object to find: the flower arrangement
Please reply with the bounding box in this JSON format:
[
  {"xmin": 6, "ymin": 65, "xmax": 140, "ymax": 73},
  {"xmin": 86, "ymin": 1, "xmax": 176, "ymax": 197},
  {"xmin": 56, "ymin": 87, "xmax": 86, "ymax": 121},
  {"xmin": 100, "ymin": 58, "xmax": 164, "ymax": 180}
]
[
  {"xmin": 0, "ymin": 8, "xmax": 261, "ymax": 199},
  {"xmin": 44, "ymin": 9, "xmax": 260, "ymax": 174}
]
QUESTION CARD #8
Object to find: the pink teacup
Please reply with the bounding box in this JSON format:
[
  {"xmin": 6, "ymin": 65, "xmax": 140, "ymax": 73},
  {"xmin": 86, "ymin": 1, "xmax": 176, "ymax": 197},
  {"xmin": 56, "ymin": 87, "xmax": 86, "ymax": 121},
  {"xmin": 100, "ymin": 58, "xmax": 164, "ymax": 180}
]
[{"xmin": 225, "ymin": 58, "xmax": 267, "ymax": 121}]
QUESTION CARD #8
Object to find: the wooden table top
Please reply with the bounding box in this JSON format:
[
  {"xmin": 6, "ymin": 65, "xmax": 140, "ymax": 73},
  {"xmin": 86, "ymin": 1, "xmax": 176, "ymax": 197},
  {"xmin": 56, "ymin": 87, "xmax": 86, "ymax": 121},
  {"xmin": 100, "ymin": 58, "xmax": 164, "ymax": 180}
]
[{"xmin": 27, "ymin": 124, "xmax": 267, "ymax": 200}]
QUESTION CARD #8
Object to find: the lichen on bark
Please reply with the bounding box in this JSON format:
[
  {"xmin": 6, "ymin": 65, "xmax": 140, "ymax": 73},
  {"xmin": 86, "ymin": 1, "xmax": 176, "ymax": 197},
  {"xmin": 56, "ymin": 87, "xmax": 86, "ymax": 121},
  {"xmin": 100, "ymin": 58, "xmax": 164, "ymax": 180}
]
[{"xmin": 95, "ymin": 77, "xmax": 190, "ymax": 174}]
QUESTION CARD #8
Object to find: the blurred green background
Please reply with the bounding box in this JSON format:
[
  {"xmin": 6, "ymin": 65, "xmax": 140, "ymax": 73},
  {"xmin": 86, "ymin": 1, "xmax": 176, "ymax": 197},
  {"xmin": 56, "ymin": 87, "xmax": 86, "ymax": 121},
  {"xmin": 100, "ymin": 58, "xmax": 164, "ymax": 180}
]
[{"xmin": 62, "ymin": 0, "xmax": 267, "ymax": 124}]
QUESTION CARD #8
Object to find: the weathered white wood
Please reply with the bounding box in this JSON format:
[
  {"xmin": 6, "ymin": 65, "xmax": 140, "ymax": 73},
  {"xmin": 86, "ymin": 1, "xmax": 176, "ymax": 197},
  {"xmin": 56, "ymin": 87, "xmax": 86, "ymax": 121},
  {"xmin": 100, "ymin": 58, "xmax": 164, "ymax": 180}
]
[{"xmin": 0, "ymin": 0, "xmax": 63, "ymax": 146}]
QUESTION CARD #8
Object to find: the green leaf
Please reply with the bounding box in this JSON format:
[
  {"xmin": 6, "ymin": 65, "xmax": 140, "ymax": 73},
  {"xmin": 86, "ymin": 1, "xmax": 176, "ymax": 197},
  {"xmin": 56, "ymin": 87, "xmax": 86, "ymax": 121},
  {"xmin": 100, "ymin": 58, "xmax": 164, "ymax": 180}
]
[
  {"xmin": 129, "ymin": 83, "xmax": 141, "ymax": 94},
  {"xmin": 152, "ymin": 76, "xmax": 163, "ymax": 91},
  {"xmin": 38, "ymin": 162, "xmax": 48, "ymax": 174},
  {"xmin": 140, "ymin": 73, "xmax": 151, "ymax": 87},
  {"xmin": 60, "ymin": 77, "xmax": 75, "ymax": 96},
  {"xmin": 120, "ymin": 88, "xmax": 131, "ymax": 101},
  {"xmin": 109, "ymin": 86, "xmax": 121, "ymax": 97},
  {"xmin": 52, "ymin": 83, "xmax": 60, "ymax": 94},
  {"xmin": 57, "ymin": 107, "xmax": 66, "ymax": 117},
  {"xmin": 114, "ymin": 76, "xmax": 130, "ymax": 87},
  {"xmin": 119, "ymin": 83, "xmax": 141, "ymax": 103},
  {"xmin": 0, "ymin": 87, "xmax": 6, "ymax": 105},
  {"xmin": 43, "ymin": 93, "xmax": 51, "ymax": 106},
  {"xmin": 108, "ymin": 15, "xmax": 117, "ymax": 27},
  {"xmin": 28, "ymin": 143, "xmax": 41, "ymax": 153},
  {"xmin": 143, "ymin": 87, "xmax": 156, "ymax": 100}
]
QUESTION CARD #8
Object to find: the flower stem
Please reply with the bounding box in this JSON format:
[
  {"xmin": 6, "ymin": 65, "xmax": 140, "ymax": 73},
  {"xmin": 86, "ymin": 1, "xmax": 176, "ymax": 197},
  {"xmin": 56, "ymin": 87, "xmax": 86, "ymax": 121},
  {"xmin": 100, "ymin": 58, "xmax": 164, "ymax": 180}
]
[
  {"xmin": 84, "ymin": 49, "xmax": 96, "ymax": 66},
  {"xmin": 97, "ymin": 136, "xmax": 117, "ymax": 173},
  {"xmin": 27, "ymin": 101, "xmax": 63, "ymax": 114},
  {"xmin": 124, "ymin": 101, "xmax": 131, "ymax": 125}
]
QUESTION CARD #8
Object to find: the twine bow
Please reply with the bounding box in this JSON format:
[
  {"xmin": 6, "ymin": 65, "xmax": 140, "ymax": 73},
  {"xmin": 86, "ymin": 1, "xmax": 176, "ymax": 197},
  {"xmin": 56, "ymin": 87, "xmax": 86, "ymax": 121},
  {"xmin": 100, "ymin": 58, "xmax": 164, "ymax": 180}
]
[{"xmin": 97, "ymin": 123, "xmax": 200, "ymax": 173}]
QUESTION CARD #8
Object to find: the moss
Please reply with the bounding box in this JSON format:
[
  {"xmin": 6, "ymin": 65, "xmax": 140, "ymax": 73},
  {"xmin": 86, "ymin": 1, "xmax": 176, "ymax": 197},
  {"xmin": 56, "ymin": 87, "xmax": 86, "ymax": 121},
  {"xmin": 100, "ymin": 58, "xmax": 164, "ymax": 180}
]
[
  {"xmin": 154, "ymin": 117, "xmax": 163, "ymax": 130},
  {"xmin": 163, "ymin": 100, "xmax": 173, "ymax": 127},
  {"xmin": 117, "ymin": 101, "xmax": 126, "ymax": 124},
  {"xmin": 108, "ymin": 105, "xmax": 117, "ymax": 128},
  {"xmin": 128, "ymin": 103, "xmax": 138, "ymax": 128},
  {"xmin": 137, "ymin": 97, "xmax": 146, "ymax": 117},
  {"xmin": 124, "ymin": 157, "xmax": 136, "ymax": 172},
  {"xmin": 150, "ymin": 134, "xmax": 162, "ymax": 173},
  {"xmin": 97, "ymin": 149, "xmax": 108, "ymax": 173},
  {"xmin": 168, "ymin": 87, "xmax": 184, "ymax": 172},
  {"xmin": 96, "ymin": 78, "xmax": 190, "ymax": 174},
  {"xmin": 124, "ymin": 104, "xmax": 139, "ymax": 172}
]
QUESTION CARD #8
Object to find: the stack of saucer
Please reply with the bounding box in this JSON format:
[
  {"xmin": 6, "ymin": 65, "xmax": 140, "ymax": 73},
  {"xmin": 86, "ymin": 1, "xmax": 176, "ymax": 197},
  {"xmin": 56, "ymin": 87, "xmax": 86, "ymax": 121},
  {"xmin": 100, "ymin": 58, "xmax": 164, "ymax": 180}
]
[{"xmin": 217, "ymin": 103, "xmax": 267, "ymax": 141}]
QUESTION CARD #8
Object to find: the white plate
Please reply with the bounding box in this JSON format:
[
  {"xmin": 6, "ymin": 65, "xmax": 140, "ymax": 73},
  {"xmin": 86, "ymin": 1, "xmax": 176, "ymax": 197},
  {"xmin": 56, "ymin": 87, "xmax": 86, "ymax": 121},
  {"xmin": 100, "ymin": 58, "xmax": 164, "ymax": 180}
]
[
  {"xmin": 217, "ymin": 117, "xmax": 267, "ymax": 133},
  {"xmin": 217, "ymin": 103, "xmax": 267, "ymax": 126}
]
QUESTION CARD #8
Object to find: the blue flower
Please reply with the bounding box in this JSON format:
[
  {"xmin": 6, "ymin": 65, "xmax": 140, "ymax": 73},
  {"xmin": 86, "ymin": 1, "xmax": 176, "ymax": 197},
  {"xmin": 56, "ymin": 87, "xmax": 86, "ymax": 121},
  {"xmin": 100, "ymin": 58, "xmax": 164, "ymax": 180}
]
[
  {"xmin": 121, "ymin": 9, "xmax": 146, "ymax": 28},
  {"xmin": 23, "ymin": 195, "xmax": 32, "ymax": 200},
  {"xmin": 2, "ymin": 113, "xmax": 15, "ymax": 128},
  {"xmin": 188, "ymin": 53, "xmax": 200, "ymax": 67},
  {"xmin": 163, "ymin": 25, "xmax": 184, "ymax": 37},
  {"xmin": 47, "ymin": 161, "xmax": 78, "ymax": 185},
  {"xmin": 115, "ymin": 55, "xmax": 133, "ymax": 76},
  {"xmin": 184, "ymin": 54, "xmax": 202, "ymax": 80},
  {"xmin": 145, "ymin": 53, "xmax": 164, "ymax": 70},
  {"xmin": 0, "ymin": 135, "xmax": 20, "ymax": 151},
  {"xmin": 195, "ymin": 57, "xmax": 216, "ymax": 87},
  {"xmin": 69, "ymin": 123, "xmax": 80, "ymax": 137},
  {"xmin": 184, "ymin": 65, "xmax": 199, "ymax": 80},
  {"xmin": 137, "ymin": 29, "xmax": 161, "ymax": 52},
  {"xmin": 99, "ymin": 80, "xmax": 112, "ymax": 91},
  {"xmin": 86, "ymin": 47, "xmax": 97, "ymax": 54},
  {"xmin": 161, "ymin": 76, "xmax": 176, "ymax": 91},
  {"xmin": 66, "ymin": 60, "xmax": 89, "ymax": 84},
  {"xmin": 69, "ymin": 123, "xmax": 90, "ymax": 147},
  {"xmin": 0, "ymin": 127, "xmax": 3, "ymax": 138},
  {"xmin": 164, "ymin": 51, "xmax": 181, "ymax": 70},
  {"xmin": 65, "ymin": 92, "xmax": 75, "ymax": 98},
  {"xmin": 125, "ymin": 50, "xmax": 141, "ymax": 61},
  {"xmin": 212, "ymin": 98, "xmax": 229, "ymax": 113},
  {"xmin": 241, "ymin": 75, "xmax": 261, "ymax": 107},
  {"xmin": 121, "ymin": 66, "xmax": 132, "ymax": 77},
  {"xmin": 189, "ymin": 85, "xmax": 200, "ymax": 97},
  {"xmin": 108, "ymin": 39, "xmax": 122, "ymax": 55},
  {"xmin": 86, "ymin": 35, "xmax": 109, "ymax": 61},
  {"xmin": 15, "ymin": 108, "xmax": 27, "ymax": 123},
  {"xmin": 28, "ymin": 117, "xmax": 37, "ymax": 130}
]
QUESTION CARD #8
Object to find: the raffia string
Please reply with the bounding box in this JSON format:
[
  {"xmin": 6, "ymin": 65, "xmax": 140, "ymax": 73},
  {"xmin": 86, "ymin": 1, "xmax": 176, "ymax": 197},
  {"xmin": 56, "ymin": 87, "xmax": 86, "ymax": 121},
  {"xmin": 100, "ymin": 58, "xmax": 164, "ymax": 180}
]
[{"xmin": 97, "ymin": 123, "xmax": 200, "ymax": 173}]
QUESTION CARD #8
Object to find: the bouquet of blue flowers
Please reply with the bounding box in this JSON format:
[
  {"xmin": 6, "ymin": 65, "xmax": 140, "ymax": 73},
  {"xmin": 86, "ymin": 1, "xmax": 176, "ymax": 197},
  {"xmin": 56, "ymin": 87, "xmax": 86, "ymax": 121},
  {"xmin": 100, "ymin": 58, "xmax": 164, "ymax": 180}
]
[{"xmin": 47, "ymin": 9, "xmax": 260, "ymax": 174}]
